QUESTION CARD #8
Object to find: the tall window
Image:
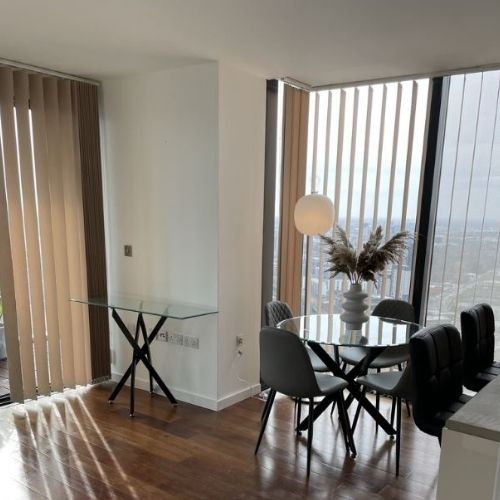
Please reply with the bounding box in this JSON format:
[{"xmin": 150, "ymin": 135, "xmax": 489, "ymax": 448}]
[
  {"xmin": 427, "ymin": 70, "xmax": 500, "ymax": 329},
  {"xmin": 303, "ymin": 79, "xmax": 430, "ymax": 314}
]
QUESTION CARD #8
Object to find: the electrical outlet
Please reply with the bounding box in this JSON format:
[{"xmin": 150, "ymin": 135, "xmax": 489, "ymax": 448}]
[
  {"xmin": 183, "ymin": 335, "xmax": 199, "ymax": 349},
  {"xmin": 157, "ymin": 331, "xmax": 167, "ymax": 342},
  {"xmin": 167, "ymin": 332, "xmax": 184, "ymax": 346}
]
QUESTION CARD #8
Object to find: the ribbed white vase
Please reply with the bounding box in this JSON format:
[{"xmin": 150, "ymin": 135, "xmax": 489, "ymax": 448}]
[{"xmin": 340, "ymin": 283, "xmax": 369, "ymax": 330}]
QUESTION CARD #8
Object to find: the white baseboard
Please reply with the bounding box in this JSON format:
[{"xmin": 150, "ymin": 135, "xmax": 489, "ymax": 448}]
[
  {"xmin": 216, "ymin": 384, "xmax": 261, "ymax": 411},
  {"xmin": 111, "ymin": 372, "xmax": 261, "ymax": 412}
]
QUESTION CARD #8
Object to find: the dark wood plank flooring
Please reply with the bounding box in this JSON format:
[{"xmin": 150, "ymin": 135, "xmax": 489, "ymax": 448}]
[{"xmin": 0, "ymin": 383, "xmax": 440, "ymax": 499}]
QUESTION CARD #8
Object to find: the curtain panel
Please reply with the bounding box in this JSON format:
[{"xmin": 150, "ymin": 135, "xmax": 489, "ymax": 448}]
[
  {"xmin": 278, "ymin": 84, "xmax": 309, "ymax": 315},
  {"xmin": 0, "ymin": 67, "xmax": 108, "ymax": 402}
]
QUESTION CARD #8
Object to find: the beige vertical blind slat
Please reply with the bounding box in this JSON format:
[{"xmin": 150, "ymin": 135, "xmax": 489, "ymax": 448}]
[
  {"xmin": 13, "ymin": 71, "xmax": 51, "ymax": 395},
  {"xmin": 71, "ymin": 87, "xmax": 92, "ymax": 383},
  {"xmin": 58, "ymin": 80, "xmax": 88, "ymax": 385},
  {"xmin": 341, "ymin": 89, "xmax": 359, "ymax": 302},
  {"xmin": 379, "ymin": 83, "xmax": 403, "ymax": 302},
  {"xmin": 43, "ymin": 77, "xmax": 76, "ymax": 388},
  {"xmin": 357, "ymin": 87, "xmax": 373, "ymax": 251},
  {"xmin": 345, "ymin": 89, "xmax": 359, "ymax": 239},
  {"xmin": 279, "ymin": 84, "xmax": 309, "ymax": 315},
  {"xmin": 0, "ymin": 68, "xmax": 37, "ymax": 399},
  {"xmin": 0, "ymin": 105, "xmax": 24, "ymax": 402},
  {"xmin": 28, "ymin": 74, "xmax": 64, "ymax": 392}
]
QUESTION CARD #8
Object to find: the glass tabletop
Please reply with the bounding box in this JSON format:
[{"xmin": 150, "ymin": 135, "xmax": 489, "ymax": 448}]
[
  {"xmin": 71, "ymin": 294, "xmax": 218, "ymax": 320},
  {"xmin": 278, "ymin": 314, "xmax": 422, "ymax": 347}
]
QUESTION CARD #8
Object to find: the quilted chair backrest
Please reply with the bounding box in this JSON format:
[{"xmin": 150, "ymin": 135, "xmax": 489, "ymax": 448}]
[
  {"xmin": 264, "ymin": 301, "xmax": 294, "ymax": 328},
  {"xmin": 409, "ymin": 324, "xmax": 464, "ymax": 428},
  {"xmin": 461, "ymin": 303, "xmax": 495, "ymax": 378}
]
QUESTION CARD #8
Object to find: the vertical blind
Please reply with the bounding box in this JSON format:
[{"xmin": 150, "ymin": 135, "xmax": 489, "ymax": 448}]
[
  {"xmin": 427, "ymin": 70, "xmax": 500, "ymax": 329},
  {"xmin": 303, "ymin": 79, "xmax": 430, "ymax": 315},
  {"xmin": 0, "ymin": 67, "xmax": 91, "ymax": 401}
]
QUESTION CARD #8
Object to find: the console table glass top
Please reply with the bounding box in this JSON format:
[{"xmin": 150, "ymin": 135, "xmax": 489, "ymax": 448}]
[{"xmin": 71, "ymin": 293, "xmax": 217, "ymax": 319}]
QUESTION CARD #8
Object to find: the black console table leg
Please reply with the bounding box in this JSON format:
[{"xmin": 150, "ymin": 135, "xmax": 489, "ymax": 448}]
[
  {"xmin": 129, "ymin": 315, "xmax": 141, "ymax": 416},
  {"xmin": 138, "ymin": 314, "xmax": 153, "ymax": 393},
  {"xmin": 108, "ymin": 309, "xmax": 177, "ymax": 412}
]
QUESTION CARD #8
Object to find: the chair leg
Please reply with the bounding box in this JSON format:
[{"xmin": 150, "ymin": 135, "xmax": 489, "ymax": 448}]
[
  {"xmin": 337, "ymin": 395, "xmax": 350, "ymax": 452},
  {"xmin": 307, "ymin": 399, "xmax": 314, "ymax": 477},
  {"xmin": 351, "ymin": 387, "xmax": 366, "ymax": 434},
  {"xmin": 375, "ymin": 368, "xmax": 381, "ymax": 431},
  {"xmin": 255, "ymin": 389, "xmax": 276, "ymax": 454},
  {"xmin": 296, "ymin": 397, "xmax": 302, "ymax": 436},
  {"xmin": 330, "ymin": 399, "xmax": 336, "ymax": 416},
  {"xmin": 396, "ymin": 396, "xmax": 402, "ymax": 476},
  {"xmin": 260, "ymin": 391, "xmax": 271, "ymax": 421},
  {"xmin": 390, "ymin": 396, "xmax": 396, "ymax": 427},
  {"xmin": 405, "ymin": 399, "xmax": 411, "ymax": 417}
]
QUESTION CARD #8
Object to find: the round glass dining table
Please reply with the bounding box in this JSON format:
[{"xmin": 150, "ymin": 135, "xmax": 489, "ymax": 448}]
[
  {"xmin": 277, "ymin": 314, "xmax": 421, "ymax": 348},
  {"xmin": 277, "ymin": 313, "xmax": 423, "ymax": 443}
]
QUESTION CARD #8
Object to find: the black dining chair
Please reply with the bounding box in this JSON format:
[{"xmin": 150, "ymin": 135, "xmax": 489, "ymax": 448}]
[
  {"xmin": 255, "ymin": 327, "xmax": 355, "ymax": 477},
  {"xmin": 264, "ymin": 301, "xmax": 328, "ymax": 372},
  {"xmin": 262, "ymin": 301, "xmax": 330, "ymax": 424},
  {"xmin": 461, "ymin": 303, "xmax": 500, "ymax": 392},
  {"xmin": 338, "ymin": 299, "xmax": 415, "ymax": 417},
  {"xmin": 340, "ymin": 299, "xmax": 415, "ymax": 370},
  {"xmin": 356, "ymin": 365, "xmax": 412, "ymax": 475},
  {"xmin": 409, "ymin": 324, "xmax": 472, "ymax": 443}
]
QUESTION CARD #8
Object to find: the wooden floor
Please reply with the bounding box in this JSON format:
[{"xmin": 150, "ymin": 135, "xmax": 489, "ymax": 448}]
[
  {"xmin": 0, "ymin": 358, "xmax": 10, "ymax": 397},
  {"xmin": 0, "ymin": 383, "xmax": 440, "ymax": 499}
]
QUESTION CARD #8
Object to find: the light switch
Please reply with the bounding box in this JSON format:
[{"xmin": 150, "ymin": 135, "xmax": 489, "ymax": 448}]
[{"xmin": 124, "ymin": 245, "xmax": 133, "ymax": 257}]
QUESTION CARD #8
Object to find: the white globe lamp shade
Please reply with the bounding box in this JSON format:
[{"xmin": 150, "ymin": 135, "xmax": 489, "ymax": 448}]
[{"xmin": 294, "ymin": 194, "xmax": 335, "ymax": 235}]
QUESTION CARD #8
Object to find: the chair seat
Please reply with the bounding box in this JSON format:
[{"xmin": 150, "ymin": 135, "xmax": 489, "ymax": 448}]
[
  {"xmin": 465, "ymin": 362, "xmax": 500, "ymax": 391},
  {"xmin": 307, "ymin": 347, "xmax": 329, "ymax": 372},
  {"xmin": 315, "ymin": 373, "xmax": 348, "ymax": 396},
  {"xmin": 420, "ymin": 394, "xmax": 473, "ymax": 439},
  {"xmin": 340, "ymin": 345, "xmax": 409, "ymax": 369},
  {"xmin": 357, "ymin": 371, "xmax": 407, "ymax": 397}
]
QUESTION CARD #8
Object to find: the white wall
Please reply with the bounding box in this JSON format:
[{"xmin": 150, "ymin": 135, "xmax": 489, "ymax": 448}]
[
  {"xmin": 217, "ymin": 64, "xmax": 265, "ymax": 403},
  {"xmin": 101, "ymin": 63, "xmax": 220, "ymax": 406},
  {"xmin": 101, "ymin": 62, "xmax": 266, "ymax": 410}
]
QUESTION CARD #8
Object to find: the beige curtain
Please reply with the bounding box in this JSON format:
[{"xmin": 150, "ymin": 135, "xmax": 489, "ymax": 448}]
[
  {"xmin": 0, "ymin": 68, "xmax": 92, "ymax": 401},
  {"xmin": 278, "ymin": 84, "xmax": 309, "ymax": 315}
]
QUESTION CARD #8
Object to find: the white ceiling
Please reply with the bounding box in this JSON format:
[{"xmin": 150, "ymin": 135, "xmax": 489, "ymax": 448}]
[{"xmin": 1, "ymin": 0, "xmax": 500, "ymax": 86}]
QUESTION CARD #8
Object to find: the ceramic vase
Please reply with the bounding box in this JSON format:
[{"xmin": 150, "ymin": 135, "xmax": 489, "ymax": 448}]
[{"xmin": 340, "ymin": 283, "xmax": 369, "ymax": 330}]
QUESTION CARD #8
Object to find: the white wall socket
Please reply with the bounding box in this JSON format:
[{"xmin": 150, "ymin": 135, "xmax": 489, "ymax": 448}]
[
  {"xmin": 168, "ymin": 332, "xmax": 184, "ymax": 346},
  {"xmin": 183, "ymin": 335, "xmax": 199, "ymax": 349}
]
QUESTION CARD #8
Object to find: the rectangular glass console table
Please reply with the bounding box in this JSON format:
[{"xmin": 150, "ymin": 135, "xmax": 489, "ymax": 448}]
[{"xmin": 71, "ymin": 294, "xmax": 217, "ymax": 416}]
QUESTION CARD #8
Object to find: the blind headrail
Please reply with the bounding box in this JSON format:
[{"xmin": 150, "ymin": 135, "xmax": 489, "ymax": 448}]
[
  {"xmin": 284, "ymin": 62, "xmax": 500, "ymax": 92},
  {"xmin": 0, "ymin": 57, "xmax": 99, "ymax": 86}
]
